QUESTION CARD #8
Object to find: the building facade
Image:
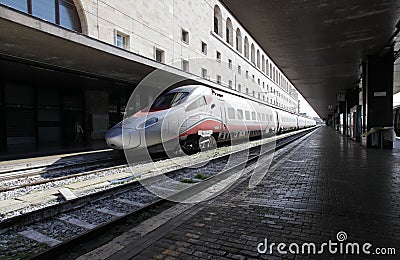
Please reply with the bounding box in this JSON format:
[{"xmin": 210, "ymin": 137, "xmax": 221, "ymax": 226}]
[{"xmin": 0, "ymin": 0, "xmax": 299, "ymax": 151}]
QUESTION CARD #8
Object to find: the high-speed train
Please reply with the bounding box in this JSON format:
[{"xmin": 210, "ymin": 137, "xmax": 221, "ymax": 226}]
[{"xmin": 105, "ymin": 85, "xmax": 316, "ymax": 153}]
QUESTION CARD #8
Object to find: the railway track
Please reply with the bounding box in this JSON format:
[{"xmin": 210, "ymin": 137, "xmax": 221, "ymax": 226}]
[
  {"xmin": 0, "ymin": 158, "xmax": 127, "ymax": 193},
  {"xmin": 0, "ymin": 127, "xmax": 318, "ymax": 259}
]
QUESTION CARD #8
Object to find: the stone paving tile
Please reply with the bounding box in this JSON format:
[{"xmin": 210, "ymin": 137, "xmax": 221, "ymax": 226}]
[{"xmin": 129, "ymin": 127, "xmax": 400, "ymax": 259}]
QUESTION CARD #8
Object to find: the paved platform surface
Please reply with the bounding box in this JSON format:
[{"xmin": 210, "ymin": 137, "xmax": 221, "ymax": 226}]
[{"xmin": 100, "ymin": 127, "xmax": 400, "ymax": 259}]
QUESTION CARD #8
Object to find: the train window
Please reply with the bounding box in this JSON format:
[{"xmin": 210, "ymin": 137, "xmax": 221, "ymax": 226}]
[
  {"xmin": 237, "ymin": 109, "xmax": 243, "ymax": 119},
  {"xmin": 262, "ymin": 114, "xmax": 266, "ymax": 121},
  {"xmin": 257, "ymin": 113, "xmax": 261, "ymax": 120},
  {"xmin": 245, "ymin": 111, "xmax": 250, "ymax": 120},
  {"xmin": 251, "ymin": 112, "xmax": 256, "ymax": 120},
  {"xmin": 227, "ymin": 108, "xmax": 235, "ymax": 119},
  {"xmin": 186, "ymin": 96, "xmax": 207, "ymax": 111},
  {"xmin": 151, "ymin": 92, "xmax": 189, "ymax": 110}
]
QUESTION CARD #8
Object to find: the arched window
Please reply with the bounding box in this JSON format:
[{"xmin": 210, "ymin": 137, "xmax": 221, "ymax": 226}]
[
  {"xmin": 214, "ymin": 5, "xmax": 222, "ymax": 37},
  {"xmin": 262, "ymin": 55, "xmax": 265, "ymax": 72},
  {"xmin": 256, "ymin": 50, "xmax": 260, "ymax": 68},
  {"xmin": 251, "ymin": 43, "xmax": 255, "ymax": 64},
  {"xmin": 244, "ymin": 37, "xmax": 249, "ymax": 59},
  {"xmin": 273, "ymin": 67, "xmax": 275, "ymax": 82},
  {"xmin": 269, "ymin": 63, "xmax": 272, "ymax": 77},
  {"xmin": 236, "ymin": 28, "xmax": 242, "ymax": 53},
  {"xmin": 0, "ymin": 0, "xmax": 82, "ymax": 32},
  {"xmin": 226, "ymin": 18, "xmax": 233, "ymax": 45}
]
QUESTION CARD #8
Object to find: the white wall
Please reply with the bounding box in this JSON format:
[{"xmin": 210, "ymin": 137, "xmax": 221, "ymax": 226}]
[{"xmin": 77, "ymin": 0, "xmax": 298, "ymax": 112}]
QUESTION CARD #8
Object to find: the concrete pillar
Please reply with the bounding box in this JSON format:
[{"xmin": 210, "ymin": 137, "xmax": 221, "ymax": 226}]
[
  {"xmin": 85, "ymin": 90, "xmax": 109, "ymax": 140},
  {"xmin": 363, "ymin": 47, "xmax": 394, "ymax": 148}
]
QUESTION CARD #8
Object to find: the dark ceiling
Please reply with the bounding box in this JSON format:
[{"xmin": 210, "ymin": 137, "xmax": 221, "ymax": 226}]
[{"xmin": 222, "ymin": 0, "xmax": 400, "ymax": 118}]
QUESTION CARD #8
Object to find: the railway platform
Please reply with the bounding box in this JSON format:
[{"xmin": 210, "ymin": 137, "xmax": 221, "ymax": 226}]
[
  {"xmin": 80, "ymin": 126, "xmax": 399, "ymax": 259},
  {"xmin": 0, "ymin": 140, "xmax": 108, "ymax": 161}
]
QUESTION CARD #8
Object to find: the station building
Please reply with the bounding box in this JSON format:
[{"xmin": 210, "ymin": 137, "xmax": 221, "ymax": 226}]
[{"xmin": 0, "ymin": 0, "xmax": 299, "ymax": 153}]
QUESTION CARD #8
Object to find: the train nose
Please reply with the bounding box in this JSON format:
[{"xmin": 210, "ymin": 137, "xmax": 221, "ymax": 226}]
[{"xmin": 106, "ymin": 127, "xmax": 141, "ymax": 150}]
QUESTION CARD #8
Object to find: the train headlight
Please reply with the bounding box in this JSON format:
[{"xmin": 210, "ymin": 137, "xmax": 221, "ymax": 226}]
[{"xmin": 137, "ymin": 117, "xmax": 158, "ymax": 129}]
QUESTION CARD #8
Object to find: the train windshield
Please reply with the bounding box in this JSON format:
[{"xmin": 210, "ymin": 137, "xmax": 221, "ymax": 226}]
[{"xmin": 150, "ymin": 92, "xmax": 189, "ymax": 111}]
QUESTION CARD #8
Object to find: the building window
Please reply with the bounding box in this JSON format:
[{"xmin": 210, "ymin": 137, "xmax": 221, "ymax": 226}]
[
  {"xmin": 201, "ymin": 41, "xmax": 207, "ymax": 55},
  {"xmin": 228, "ymin": 80, "xmax": 232, "ymax": 89},
  {"xmin": 216, "ymin": 51, "xmax": 221, "ymax": 62},
  {"xmin": 251, "ymin": 43, "xmax": 255, "ymax": 64},
  {"xmin": 246, "ymin": 70, "xmax": 249, "ymax": 79},
  {"xmin": 238, "ymin": 65, "xmax": 241, "ymax": 75},
  {"xmin": 1, "ymin": 0, "xmax": 28, "ymax": 12},
  {"xmin": 236, "ymin": 28, "xmax": 242, "ymax": 53},
  {"xmin": 155, "ymin": 48, "xmax": 165, "ymax": 63},
  {"xmin": 32, "ymin": 0, "xmax": 56, "ymax": 23},
  {"xmin": 252, "ymin": 75, "xmax": 255, "ymax": 82},
  {"xmin": 258, "ymin": 78, "xmax": 260, "ymax": 85},
  {"xmin": 257, "ymin": 50, "xmax": 260, "ymax": 68},
  {"xmin": 181, "ymin": 29, "xmax": 189, "ymax": 44},
  {"xmin": 273, "ymin": 67, "xmax": 276, "ymax": 82},
  {"xmin": 228, "ymin": 59, "xmax": 232, "ymax": 69},
  {"xmin": 246, "ymin": 88, "xmax": 249, "ymax": 95},
  {"xmin": 252, "ymin": 90, "xmax": 255, "ymax": 97},
  {"xmin": 115, "ymin": 31, "xmax": 129, "ymax": 49},
  {"xmin": 214, "ymin": 5, "xmax": 222, "ymax": 37},
  {"xmin": 262, "ymin": 56, "xmax": 265, "ymax": 72},
  {"xmin": 182, "ymin": 60, "xmax": 189, "ymax": 72},
  {"xmin": 1, "ymin": 0, "xmax": 82, "ymax": 32},
  {"xmin": 244, "ymin": 37, "xmax": 249, "ymax": 59},
  {"xmin": 238, "ymin": 84, "xmax": 242, "ymax": 92},
  {"xmin": 216, "ymin": 75, "xmax": 222, "ymax": 84},
  {"xmin": 201, "ymin": 68, "xmax": 208, "ymax": 79},
  {"xmin": 226, "ymin": 18, "xmax": 233, "ymax": 45},
  {"xmin": 269, "ymin": 63, "xmax": 272, "ymax": 77}
]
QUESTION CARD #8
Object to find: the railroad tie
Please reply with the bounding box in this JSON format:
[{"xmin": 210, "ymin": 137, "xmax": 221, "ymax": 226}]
[
  {"xmin": 18, "ymin": 229, "xmax": 61, "ymax": 247},
  {"xmin": 114, "ymin": 198, "xmax": 145, "ymax": 207},
  {"xmin": 59, "ymin": 216, "xmax": 97, "ymax": 229}
]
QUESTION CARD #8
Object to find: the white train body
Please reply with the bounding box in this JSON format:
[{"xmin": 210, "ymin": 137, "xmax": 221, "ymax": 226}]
[{"xmin": 105, "ymin": 85, "xmax": 316, "ymax": 152}]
